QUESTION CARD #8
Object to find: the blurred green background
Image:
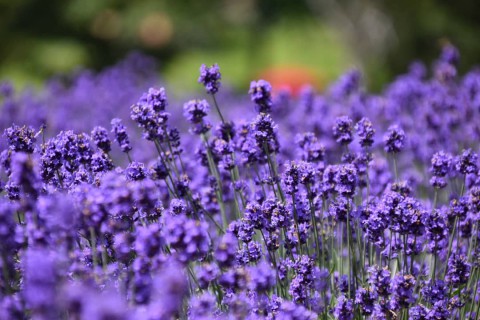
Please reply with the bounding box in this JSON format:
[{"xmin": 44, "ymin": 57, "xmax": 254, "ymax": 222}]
[{"xmin": 1, "ymin": 0, "xmax": 480, "ymax": 93}]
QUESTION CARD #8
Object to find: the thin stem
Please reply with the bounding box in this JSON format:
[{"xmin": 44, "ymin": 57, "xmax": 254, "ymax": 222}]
[
  {"xmin": 211, "ymin": 94, "xmax": 226, "ymax": 124},
  {"xmin": 201, "ymin": 133, "xmax": 228, "ymax": 229}
]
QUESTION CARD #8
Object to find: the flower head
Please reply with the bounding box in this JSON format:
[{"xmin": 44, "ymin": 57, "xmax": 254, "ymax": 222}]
[
  {"xmin": 198, "ymin": 64, "xmax": 221, "ymax": 94},
  {"xmin": 249, "ymin": 79, "xmax": 273, "ymax": 113},
  {"xmin": 383, "ymin": 125, "xmax": 405, "ymax": 153}
]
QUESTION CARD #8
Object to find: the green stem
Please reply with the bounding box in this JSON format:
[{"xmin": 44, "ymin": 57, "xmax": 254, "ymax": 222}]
[{"xmin": 201, "ymin": 133, "xmax": 228, "ymax": 229}]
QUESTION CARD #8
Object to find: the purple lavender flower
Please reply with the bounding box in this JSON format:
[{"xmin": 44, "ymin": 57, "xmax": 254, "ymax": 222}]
[
  {"xmin": 334, "ymin": 164, "xmax": 357, "ymax": 196},
  {"xmin": 198, "ymin": 64, "xmax": 222, "ymax": 94},
  {"xmin": 0, "ymin": 295, "xmax": 23, "ymax": 320},
  {"xmin": 165, "ymin": 215, "xmax": 210, "ymax": 263},
  {"xmin": 355, "ymin": 288, "xmax": 377, "ymax": 315},
  {"xmin": 183, "ymin": 99, "xmax": 210, "ymax": 124},
  {"xmin": 333, "ymin": 295, "xmax": 354, "ymax": 320},
  {"xmin": 111, "ymin": 118, "xmax": 132, "ymax": 153},
  {"xmin": 427, "ymin": 301, "xmax": 450, "ymax": 319},
  {"xmin": 410, "ymin": 305, "xmax": 429, "ymax": 320},
  {"xmin": 445, "ymin": 254, "xmax": 471, "ymax": 286},
  {"xmin": 249, "ymin": 79, "xmax": 273, "ymax": 113},
  {"xmin": 251, "ymin": 113, "xmax": 279, "ymax": 152},
  {"xmin": 368, "ymin": 265, "xmax": 391, "ymax": 297},
  {"xmin": 148, "ymin": 260, "xmax": 188, "ymax": 319},
  {"xmin": 332, "ymin": 116, "xmax": 354, "ymax": 145},
  {"xmin": 236, "ymin": 241, "xmax": 262, "ymax": 265},
  {"xmin": 125, "ymin": 161, "xmax": 146, "ymax": 181},
  {"xmin": 149, "ymin": 157, "xmax": 169, "ymax": 180},
  {"xmin": 455, "ymin": 149, "xmax": 478, "ymax": 175},
  {"xmin": 329, "ymin": 196, "xmax": 352, "ymax": 222},
  {"xmin": 355, "ymin": 117, "xmax": 375, "ymax": 148},
  {"xmin": 244, "ymin": 202, "xmax": 266, "ymax": 230},
  {"xmin": 145, "ymin": 87, "xmax": 168, "ymax": 112},
  {"xmin": 391, "ymin": 196, "xmax": 425, "ymax": 235},
  {"xmin": 189, "ymin": 292, "xmax": 217, "ymax": 319},
  {"xmin": 10, "ymin": 152, "xmax": 41, "ymax": 198},
  {"xmin": 247, "ymin": 261, "xmax": 276, "ymax": 292},
  {"xmin": 4, "ymin": 124, "xmax": 37, "ymax": 153},
  {"xmin": 440, "ymin": 43, "xmax": 460, "ymax": 65},
  {"xmin": 90, "ymin": 151, "xmax": 114, "ymax": 173},
  {"xmin": 135, "ymin": 224, "xmax": 164, "ymax": 258},
  {"xmin": 423, "ymin": 208, "xmax": 449, "ymax": 253},
  {"xmin": 295, "ymin": 132, "xmax": 326, "ymax": 163},
  {"xmin": 91, "ymin": 126, "xmax": 111, "ymax": 153},
  {"xmin": 276, "ymin": 300, "xmax": 317, "ymax": 320},
  {"xmin": 195, "ymin": 263, "xmax": 219, "ymax": 290},
  {"xmin": 390, "ymin": 273, "xmax": 416, "ymax": 310},
  {"xmin": 421, "ymin": 280, "xmax": 447, "ymax": 305},
  {"xmin": 430, "ymin": 151, "xmax": 453, "ymax": 177},
  {"xmin": 383, "ymin": 125, "xmax": 405, "ymax": 153},
  {"xmin": 184, "ymin": 99, "xmax": 211, "ymax": 134},
  {"xmin": 23, "ymin": 248, "xmax": 60, "ymax": 319},
  {"xmin": 330, "ymin": 69, "xmax": 362, "ymax": 99}
]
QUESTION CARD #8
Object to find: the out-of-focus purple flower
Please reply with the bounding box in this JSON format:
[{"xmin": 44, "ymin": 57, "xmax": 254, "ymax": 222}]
[
  {"xmin": 198, "ymin": 64, "xmax": 222, "ymax": 95},
  {"xmin": 81, "ymin": 287, "xmax": 131, "ymax": 320},
  {"xmin": 195, "ymin": 263, "xmax": 219, "ymax": 290},
  {"xmin": 189, "ymin": 292, "xmax": 217, "ymax": 319},
  {"xmin": 330, "ymin": 69, "xmax": 362, "ymax": 99},
  {"xmin": 276, "ymin": 300, "xmax": 317, "ymax": 320},
  {"xmin": 247, "ymin": 261, "xmax": 276, "ymax": 293},
  {"xmin": 295, "ymin": 132, "xmax": 325, "ymax": 163},
  {"xmin": 23, "ymin": 248, "xmax": 60, "ymax": 319},
  {"xmin": 165, "ymin": 215, "xmax": 210, "ymax": 263},
  {"xmin": 440, "ymin": 43, "xmax": 460, "ymax": 65},
  {"xmin": 0, "ymin": 81, "xmax": 14, "ymax": 97},
  {"xmin": 0, "ymin": 295, "xmax": 24, "ymax": 320},
  {"xmin": 135, "ymin": 224, "xmax": 164, "ymax": 258},
  {"xmin": 215, "ymin": 232, "xmax": 238, "ymax": 268},
  {"xmin": 10, "ymin": 152, "xmax": 41, "ymax": 198}
]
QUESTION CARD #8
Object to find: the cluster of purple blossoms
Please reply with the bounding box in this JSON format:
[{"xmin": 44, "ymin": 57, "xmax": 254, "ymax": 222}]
[
  {"xmin": 1, "ymin": 44, "xmax": 480, "ymax": 319},
  {"xmin": 249, "ymin": 79, "xmax": 273, "ymax": 113},
  {"xmin": 198, "ymin": 64, "xmax": 222, "ymax": 95}
]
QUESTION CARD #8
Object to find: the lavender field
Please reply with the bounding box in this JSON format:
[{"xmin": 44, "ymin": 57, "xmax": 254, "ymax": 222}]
[{"xmin": 1, "ymin": 45, "xmax": 480, "ymax": 319}]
